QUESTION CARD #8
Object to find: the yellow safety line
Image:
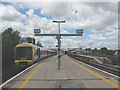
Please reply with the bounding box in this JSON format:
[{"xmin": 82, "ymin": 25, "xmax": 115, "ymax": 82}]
[
  {"xmin": 66, "ymin": 56, "xmax": 120, "ymax": 88},
  {"xmin": 18, "ymin": 61, "xmax": 46, "ymax": 90}
]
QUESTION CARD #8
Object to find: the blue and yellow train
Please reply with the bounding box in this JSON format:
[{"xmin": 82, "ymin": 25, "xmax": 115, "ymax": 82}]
[{"xmin": 14, "ymin": 43, "xmax": 55, "ymax": 67}]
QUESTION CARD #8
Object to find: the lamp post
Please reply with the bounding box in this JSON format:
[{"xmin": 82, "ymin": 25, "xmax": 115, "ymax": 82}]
[
  {"xmin": 53, "ymin": 20, "xmax": 66, "ymax": 70},
  {"xmin": 34, "ymin": 22, "xmax": 83, "ymax": 70}
]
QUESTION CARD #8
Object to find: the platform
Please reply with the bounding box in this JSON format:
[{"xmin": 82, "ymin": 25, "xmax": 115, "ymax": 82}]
[{"xmin": 2, "ymin": 55, "xmax": 119, "ymax": 89}]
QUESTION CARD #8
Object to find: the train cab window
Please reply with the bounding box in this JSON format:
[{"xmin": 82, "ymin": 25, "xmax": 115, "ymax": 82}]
[
  {"xmin": 73, "ymin": 52, "xmax": 76, "ymax": 54},
  {"xmin": 15, "ymin": 47, "xmax": 32, "ymax": 60}
]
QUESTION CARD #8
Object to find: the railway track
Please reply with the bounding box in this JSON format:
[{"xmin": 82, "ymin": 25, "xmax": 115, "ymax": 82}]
[
  {"xmin": 2, "ymin": 65, "xmax": 26, "ymax": 83},
  {"xmin": 2, "ymin": 55, "xmax": 54, "ymax": 84},
  {"xmin": 69, "ymin": 55, "xmax": 120, "ymax": 77}
]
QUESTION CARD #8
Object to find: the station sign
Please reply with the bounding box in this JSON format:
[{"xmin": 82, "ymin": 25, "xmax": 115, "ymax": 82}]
[
  {"xmin": 34, "ymin": 29, "xmax": 41, "ymax": 33},
  {"xmin": 76, "ymin": 29, "xmax": 83, "ymax": 34}
]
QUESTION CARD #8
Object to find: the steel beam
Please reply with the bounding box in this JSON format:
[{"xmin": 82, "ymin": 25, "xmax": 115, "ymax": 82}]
[{"xmin": 35, "ymin": 34, "xmax": 83, "ymax": 36}]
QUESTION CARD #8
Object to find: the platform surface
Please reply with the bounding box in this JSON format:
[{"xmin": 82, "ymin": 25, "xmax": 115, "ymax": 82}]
[{"xmin": 3, "ymin": 55, "xmax": 119, "ymax": 89}]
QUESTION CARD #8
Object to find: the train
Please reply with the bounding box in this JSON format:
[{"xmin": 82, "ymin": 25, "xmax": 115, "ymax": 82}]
[
  {"xmin": 71, "ymin": 51, "xmax": 77, "ymax": 56},
  {"xmin": 14, "ymin": 43, "xmax": 55, "ymax": 67},
  {"xmin": 68, "ymin": 51, "xmax": 77, "ymax": 56}
]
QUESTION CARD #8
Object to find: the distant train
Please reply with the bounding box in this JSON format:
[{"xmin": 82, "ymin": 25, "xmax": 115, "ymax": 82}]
[
  {"xmin": 71, "ymin": 51, "xmax": 77, "ymax": 56},
  {"xmin": 14, "ymin": 43, "xmax": 55, "ymax": 67},
  {"xmin": 68, "ymin": 51, "xmax": 77, "ymax": 56}
]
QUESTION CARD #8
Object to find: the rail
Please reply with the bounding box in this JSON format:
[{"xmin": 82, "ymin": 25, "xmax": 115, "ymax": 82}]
[
  {"xmin": 2, "ymin": 55, "xmax": 55, "ymax": 84},
  {"xmin": 69, "ymin": 55, "xmax": 120, "ymax": 76}
]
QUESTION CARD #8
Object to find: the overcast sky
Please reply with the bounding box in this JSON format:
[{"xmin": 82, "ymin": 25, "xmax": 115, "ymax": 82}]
[{"xmin": 0, "ymin": 0, "xmax": 119, "ymax": 50}]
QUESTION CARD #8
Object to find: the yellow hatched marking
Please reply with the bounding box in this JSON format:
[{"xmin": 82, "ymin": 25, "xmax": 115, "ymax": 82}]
[{"xmin": 66, "ymin": 56, "xmax": 120, "ymax": 88}]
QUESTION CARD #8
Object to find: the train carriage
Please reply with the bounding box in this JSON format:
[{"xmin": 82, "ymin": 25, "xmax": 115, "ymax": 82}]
[{"xmin": 14, "ymin": 43, "xmax": 55, "ymax": 67}]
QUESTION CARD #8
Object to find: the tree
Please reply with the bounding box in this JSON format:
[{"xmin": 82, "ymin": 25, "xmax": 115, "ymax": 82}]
[
  {"xmin": 100, "ymin": 47, "xmax": 108, "ymax": 56},
  {"xmin": 27, "ymin": 37, "xmax": 32, "ymax": 43},
  {"xmin": 2, "ymin": 27, "xmax": 20, "ymax": 66},
  {"xmin": 94, "ymin": 48, "xmax": 97, "ymax": 51},
  {"xmin": 100, "ymin": 47, "xmax": 108, "ymax": 51},
  {"xmin": 33, "ymin": 38, "xmax": 35, "ymax": 45},
  {"xmin": 26, "ymin": 37, "xmax": 35, "ymax": 44},
  {"xmin": 37, "ymin": 40, "xmax": 43, "ymax": 47},
  {"xmin": 92, "ymin": 48, "xmax": 98, "ymax": 56},
  {"xmin": 85, "ymin": 48, "xmax": 88, "ymax": 51}
]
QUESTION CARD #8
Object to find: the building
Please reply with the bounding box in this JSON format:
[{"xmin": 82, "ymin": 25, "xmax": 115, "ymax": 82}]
[{"xmin": 20, "ymin": 37, "xmax": 35, "ymax": 44}]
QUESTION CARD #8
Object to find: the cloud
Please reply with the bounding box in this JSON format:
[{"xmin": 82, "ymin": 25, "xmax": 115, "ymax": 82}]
[
  {"xmin": 0, "ymin": 4, "xmax": 26, "ymax": 21},
  {"xmin": 88, "ymin": 34, "xmax": 107, "ymax": 40},
  {"xmin": 0, "ymin": 4, "xmax": 27, "ymax": 34},
  {"xmin": 105, "ymin": 29, "xmax": 118, "ymax": 39},
  {"xmin": 65, "ymin": 2, "xmax": 118, "ymax": 33},
  {"xmin": 0, "ymin": 2, "xmax": 118, "ymax": 49},
  {"xmin": 40, "ymin": 2, "xmax": 70, "ymax": 19},
  {"xmin": 11, "ymin": 2, "xmax": 118, "ymax": 34}
]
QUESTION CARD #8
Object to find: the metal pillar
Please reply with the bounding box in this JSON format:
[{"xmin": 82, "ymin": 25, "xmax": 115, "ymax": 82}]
[
  {"xmin": 57, "ymin": 38, "xmax": 61, "ymax": 70},
  {"xmin": 57, "ymin": 23, "xmax": 61, "ymax": 70}
]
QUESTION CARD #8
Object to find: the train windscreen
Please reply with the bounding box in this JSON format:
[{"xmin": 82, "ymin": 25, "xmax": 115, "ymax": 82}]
[
  {"xmin": 72, "ymin": 52, "xmax": 76, "ymax": 54},
  {"xmin": 15, "ymin": 47, "xmax": 32, "ymax": 60}
]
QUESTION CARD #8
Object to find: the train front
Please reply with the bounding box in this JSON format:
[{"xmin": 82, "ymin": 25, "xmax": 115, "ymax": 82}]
[
  {"xmin": 72, "ymin": 51, "xmax": 77, "ymax": 56},
  {"xmin": 14, "ymin": 44, "xmax": 33, "ymax": 67}
]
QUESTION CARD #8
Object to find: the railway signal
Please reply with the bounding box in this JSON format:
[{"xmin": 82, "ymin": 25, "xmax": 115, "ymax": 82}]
[{"xmin": 34, "ymin": 21, "xmax": 83, "ymax": 70}]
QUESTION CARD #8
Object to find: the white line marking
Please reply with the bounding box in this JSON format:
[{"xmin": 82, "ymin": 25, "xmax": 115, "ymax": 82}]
[
  {"xmin": 68, "ymin": 56, "xmax": 120, "ymax": 81},
  {"xmin": 0, "ymin": 63, "xmax": 37, "ymax": 89}
]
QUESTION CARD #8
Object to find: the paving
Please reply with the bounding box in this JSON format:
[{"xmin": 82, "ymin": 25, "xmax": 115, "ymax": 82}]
[{"xmin": 3, "ymin": 55, "xmax": 119, "ymax": 88}]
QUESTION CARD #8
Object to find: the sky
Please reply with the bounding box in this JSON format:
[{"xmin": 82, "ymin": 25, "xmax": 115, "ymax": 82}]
[{"xmin": 0, "ymin": 0, "xmax": 119, "ymax": 50}]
